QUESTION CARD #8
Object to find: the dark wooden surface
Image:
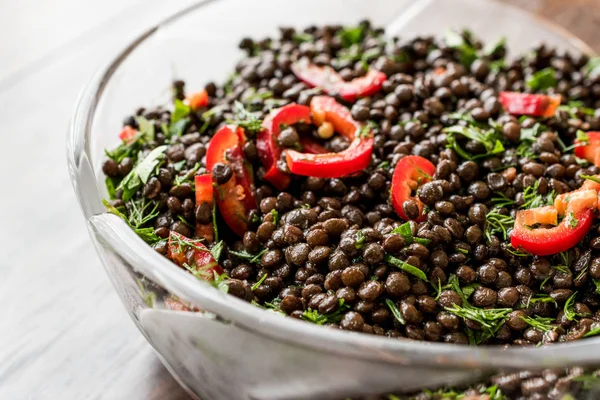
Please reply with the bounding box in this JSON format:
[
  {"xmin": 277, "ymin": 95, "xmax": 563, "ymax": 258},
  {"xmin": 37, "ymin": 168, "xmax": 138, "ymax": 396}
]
[{"xmin": 0, "ymin": 1, "xmax": 598, "ymax": 399}]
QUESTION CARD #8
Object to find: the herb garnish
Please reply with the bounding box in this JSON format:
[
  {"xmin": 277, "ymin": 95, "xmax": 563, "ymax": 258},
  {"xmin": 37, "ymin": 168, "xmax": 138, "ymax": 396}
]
[
  {"xmin": 527, "ymin": 294, "xmax": 558, "ymax": 307},
  {"xmin": 301, "ymin": 299, "xmax": 350, "ymax": 325},
  {"xmin": 252, "ymin": 273, "xmax": 268, "ymax": 291},
  {"xmin": 355, "ymin": 230, "xmax": 366, "ymax": 250},
  {"xmin": 586, "ymin": 57, "xmax": 600, "ymax": 77},
  {"xmin": 581, "ymin": 174, "xmax": 600, "ymax": 184},
  {"xmin": 565, "ymin": 212, "xmax": 579, "ymax": 229},
  {"xmin": 385, "ymin": 299, "xmax": 406, "ymax": 325},
  {"xmin": 564, "ymin": 291, "xmax": 578, "ymax": 321},
  {"xmin": 270, "ymin": 209, "xmax": 279, "ymax": 226},
  {"xmin": 585, "ymin": 325, "xmax": 600, "ymax": 338},
  {"xmin": 390, "ymin": 222, "xmax": 431, "ymax": 245},
  {"xmin": 227, "ymin": 101, "xmax": 263, "ymax": 135},
  {"xmin": 384, "ymin": 254, "xmax": 428, "ymax": 281},
  {"xmin": 491, "ymin": 192, "xmax": 516, "ymax": 208},
  {"xmin": 171, "ymin": 99, "xmax": 191, "ymax": 124},
  {"xmin": 337, "ymin": 25, "xmax": 365, "ymax": 48},
  {"xmin": 444, "ymin": 125, "xmax": 504, "ymax": 160},
  {"xmin": 229, "ymin": 248, "xmax": 268, "ymax": 265},
  {"xmin": 521, "ymin": 181, "xmax": 556, "ymax": 210},
  {"xmin": 445, "ymin": 275, "xmax": 512, "ymax": 345},
  {"xmin": 520, "ymin": 315, "xmax": 556, "ymax": 332},
  {"xmin": 117, "ymin": 145, "xmax": 167, "ymax": 201},
  {"xmin": 444, "ymin": 30, "xmax": 478, "ymax": 67},
  {"xmin": 484, "ymin": 209, "xmax": 514, "ymax": 241},
  {"xmin": 526, "ymin": 68, "xmax": 556, "ymax": 91}
]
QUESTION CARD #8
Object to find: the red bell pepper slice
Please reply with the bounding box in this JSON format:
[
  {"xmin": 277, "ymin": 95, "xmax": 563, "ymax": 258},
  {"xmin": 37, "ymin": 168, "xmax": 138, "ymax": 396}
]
[
  {"xmin": 206, "ymin": 125, "xmax": 256, "ymax": 237},
  {"xmin": 390, "ymin": 155, "xmax": 436, "ymax": 222},
  {"xmin": 511, "ymin": 208, "xmax": 594, "ymax": 256},
  {"xmin": 167, "ymin": 232, "xmax": 224, "ymax": 280},
  {"xmin": 499, "ymin": 92, "xmax": 561, "ymax": 117},
  {"xmin": 299, "ymin": 137, "xmax": 328, "ymax": 154},
  {"xmin": 119, "ymin": 125, "xmax": 137, "ymax": 142},
  {"xmin": 291, "ymin": 59, "xmax": 387, "ymax": 102},
  {"xmin": 194, "ymin": 174, "xmax": 215, "ymax": 243},
  {"xmin": 186, "ymin": 89, "xmax": 209, "ymax": 110},
  {"xmin": 285, "ymin": 96, "xmax": 374, "ymax": 178},
  {"xmin": 257, "ymin": 103, "xmax": 312, "ymax": 190},
  {"xmin": 575, "ymin": 132, "xmax": 600, "ymax": 167}
]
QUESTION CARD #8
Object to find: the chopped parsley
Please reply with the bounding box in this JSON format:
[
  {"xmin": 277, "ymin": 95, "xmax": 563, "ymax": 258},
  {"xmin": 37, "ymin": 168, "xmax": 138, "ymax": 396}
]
[
  {"xmin": 270, "ymin": 209, "xmax": 279, "ymax": 226},
  {"xmin": 337, "ymin": 24, "xmax": 365, "ymax": 48},
  {"xmin": 301, "ymin": 299, "xmax": 350, "ymax": 325},
  {"xmin": 565, "ymin": 212, "xmax": 579, "ymax": 229},
  {"xmin": 444, "ymin": 29, "xmax": 478, "ymax": 67},
  {"xmin": 390, "ymin": 222, "xmax": 431, "ymax": 245},
  {"xmin": 526, "ymin": 67, "xmax": 556, "ymax": 91},
  {"xmin": 444, "ymin": 125, "xmax": 504, "ymax": 160},
  {"xmin": 117, "ymin": 145, "xmax": 167, "ymax": 201},
  {"xmin": 227, "ymin": 101, "xmax": 263, "ymax": 135},
  {"xmin": 171, "ymin": 99, "xmax": 191, "ymax": 124},
  {"xmin": 355, "ymin": 230, "xmax": 366, "ymax": 250}
]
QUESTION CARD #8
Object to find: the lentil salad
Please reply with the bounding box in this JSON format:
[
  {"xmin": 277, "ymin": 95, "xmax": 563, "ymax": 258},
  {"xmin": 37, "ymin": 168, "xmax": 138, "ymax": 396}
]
[{"xmin": 101, "ymin": 21, "xmax": 600, "ymax": 399}]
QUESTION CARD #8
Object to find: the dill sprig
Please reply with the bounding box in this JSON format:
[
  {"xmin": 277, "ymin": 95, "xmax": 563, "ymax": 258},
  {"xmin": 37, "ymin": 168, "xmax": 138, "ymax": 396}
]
[
  {"xmin": 251, "ymin": 273, "xmax": 268, "ymax": 291},
  {"xmin": 229, "ymin": 248, "xmax": 268, "ymax": 265},
  {"xmin": 520, "ymin": 315, "xmax": 556, "ymax": 332},
  {"xmin": 484, "ymin": 209, "xmax": 514, "ymax": 241},
  {"xmin": 521, "ymin": 181, "xmax": 556, "ymax": 210},
  {"xmin": 491, "ymin": 192, "xmax": 515, "ymax": 208},
  {"xmin": 444, "ymin": 275, "xmax": 512, "ymax": 345},
  {"xmin": 385, "ymin": 299, "xmax": 406, "ymax": 325}
]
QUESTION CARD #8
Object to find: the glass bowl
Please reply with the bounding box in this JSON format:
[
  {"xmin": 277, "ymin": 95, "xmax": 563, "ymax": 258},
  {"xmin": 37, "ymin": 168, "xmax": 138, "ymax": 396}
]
[{"xmin": 67, "ymin": 0, "xmax": 599, "ymax": 399}]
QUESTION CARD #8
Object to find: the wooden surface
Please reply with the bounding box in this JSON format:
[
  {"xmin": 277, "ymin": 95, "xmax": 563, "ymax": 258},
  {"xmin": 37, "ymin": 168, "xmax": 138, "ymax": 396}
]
[{"xmin": 0, "ymin": 1, "xmax": 598, "ymax": 399}]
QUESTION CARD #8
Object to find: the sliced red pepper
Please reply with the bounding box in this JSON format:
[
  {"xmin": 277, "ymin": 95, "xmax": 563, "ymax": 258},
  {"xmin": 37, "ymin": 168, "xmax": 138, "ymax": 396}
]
[
  {"xmin": 291, "ymin": 59, "xmax": 387, "ymax": 102},
  {"xmin": 119, "ymin": 125, "xmax": 137, "ymax": 142},
  {"xmin": 206, "ymin": 125, "xmax": 256, "ymax": 237},
  {"xmin": 194, "ymin": 174, "xmax": 215, "ymax": 243},
  {"xmin": 499, "ymin": 91, "xmax": 561, "ymax": 117},
  {"xmin": 167, "ymin": 232, "xmax": 224, "ymax": 280},
  {"xmin": 390, "ymin": 155, "xmax": 436, "ymax": 222},
  {"xmin": 257, "ymin": 103, "xmax": 312, "ymax": 190},
  {"xmin": 574, "ymin": 132, "xmax": 600, "ymax": 167},
  {"xmin": 186, "ymin": 89, "xmax": 209, "ymax": 110},
  {"xmin": 285, "ymin": 96, "xmax": 373, "ymax": 178},
  {"xmin": 511, "ymin": 208, "xmax": 593, "ymax": 256}
]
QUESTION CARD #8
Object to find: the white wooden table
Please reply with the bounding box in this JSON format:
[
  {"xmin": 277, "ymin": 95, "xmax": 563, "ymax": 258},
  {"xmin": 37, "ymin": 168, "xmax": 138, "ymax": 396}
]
[{"xmin": 0, "ymin": 1, "xmax": 597, "ymax": 399}]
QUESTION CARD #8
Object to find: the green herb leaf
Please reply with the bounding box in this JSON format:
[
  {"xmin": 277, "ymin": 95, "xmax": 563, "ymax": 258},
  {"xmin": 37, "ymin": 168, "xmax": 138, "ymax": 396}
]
[
  {"xmin": 252, "ymin": 273, "xmax": 268, "ymax": 291},
  {"xmin": 127, "ymin": 198, "xmax": 160, "ymax": 229},
  {"xmin": 491, "ymin": 192, "xmax": 515, "ymax": 208},
  {"xmin": 444, "ymin": 29, "xmax": 478, "ymax": 67},
  {"xmin": 136, "ymin": 116, "xmax": 155, "ymax": 141},
  {"xmin": 135, "ymin": 277, "xmax": 156, "ymax": 308},
  {"xmin": 301, "ymin": 299, "xmax": 350, "ymax": 325},
  {"xmin": 210, "ymin": 240, "xmax": 224, "ymax": 262},
  {"xmin": 102, "ymin": 199, "xmax": 128, "ymax": 221},
  {"xmin": 520, "ymin": 315, "xmax": 556, "ymax": 332},
  {"xmin": 337, "ymin": 25, "xmax": 365, "ymax": 48},
  {"xmin": 227, "ymin": 101, "xmax": 263, "ymax": 135},
  {"xmin": 134, "ymin": 227, "xmax": 163, "ymax": 245},
  {"xmin": 384, "ymin": 254, "xmax": 428, "ymax": 281},
  {"xmin": 270, "ymin": 209, "xmax": 279, "ymax": 226},
  {"xmin": 376, "ymin": 160, "xmax": 390, "ymax": 170},
  {"xmin": 585, "ymin": 325, "xmax": 600, "ymax": 338},
  {"xmin": 390, "ymin": 222, "xmax": 431, "ymax": 246},
  {"xmin": 581, "ymin": 174, "xmax": 600, "ymax": 184},
  {"xmin": 212, "ymin": 200, "xmax": 219, "ymax": 242},
  {"xmin": 105, "ymin": 176, "xmax": 118, "ymax": 200},
  {"xmin": 117, "ymin": 145, "xmax": 167, "ymax": 201},
  {"xmin": 564, "ymin": 291, "xmax": 578, "ymax": 321},
  {"xmin": 385, "ymin": 299, "xmax": 406, "ymax": 325},
  {"xmin": 229, "ymin": 248, "xmax": 268, "ymax": 265},
  {"xmin": 210, "ymin": 272, "xmax": 229, "ymax": 294},
  {"xmin": 172, "ymin": 99, "xmax": 191, "ymax": 124},
  {"xmin": 565, "ymin": 211, "xmax": 579, "ymax": 229},
  {"xmin": 485, "ymin": 209, "xmax": 514, "ymax": 241},
  {"xmin": 355, "ymin": 230, "xmax": 366, "ymax": 250},
  {"xmin": 521, "ymin": 181, "xmax": 556, "ymax": 210},
  {"xmin": 528, "ymin": 294, "xmax": 558, "ymax": 307},
  {"xmin": 292, "ymin": 32, "xmax": 313, "ymax": 43},
  {"xmin": 443, "ymin": 125, "xmax": 505, "ymax": 160},
  {"xmin": 483, "ymin": 37, "xmax": 506, "ymax": 57},
  {"xmin": 526, "ymin": 68, "xmax": 556, "ymax": 91}
]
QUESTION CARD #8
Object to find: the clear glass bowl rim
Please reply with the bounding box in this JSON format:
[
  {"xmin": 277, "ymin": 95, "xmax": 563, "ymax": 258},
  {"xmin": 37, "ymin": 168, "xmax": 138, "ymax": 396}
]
[{"xmin": 67, "ymin": 0, "xmax": 600, "ymax": 370}]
